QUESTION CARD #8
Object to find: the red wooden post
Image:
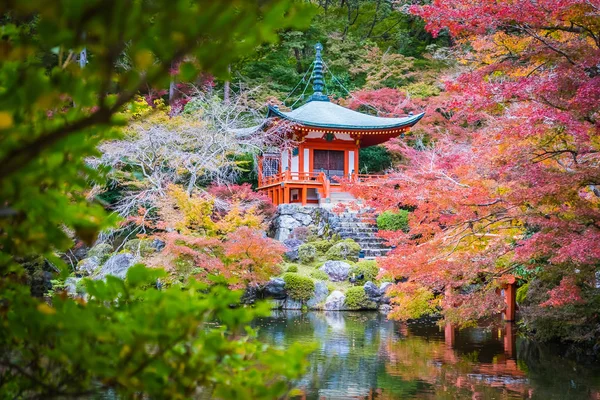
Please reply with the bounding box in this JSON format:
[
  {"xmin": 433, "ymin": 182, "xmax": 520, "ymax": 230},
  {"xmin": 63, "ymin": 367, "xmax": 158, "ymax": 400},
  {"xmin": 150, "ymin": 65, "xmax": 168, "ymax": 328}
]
[
  {"xmin": 283, "ymin": 186, "xmax": 290, "ymax": 203},
  {"xmin": 504, "ymin": 282, "xmax": 517, "ymax": 322},
  {"xmin": 301, "ymin": 187, "xmax": 307, "ymax": 206},
  {"xmin": 444, "ymin": 323, "xmax": 455, "ymax": 348}
]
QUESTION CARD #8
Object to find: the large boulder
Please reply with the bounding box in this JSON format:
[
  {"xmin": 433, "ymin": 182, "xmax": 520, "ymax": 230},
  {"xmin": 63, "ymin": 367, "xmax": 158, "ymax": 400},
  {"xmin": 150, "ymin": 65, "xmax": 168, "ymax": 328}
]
[
  {"xmin": 87, "ymin": 243, "xmax": 113, "ymax": 263},
  {"xmin": 320, "ymin": 260, "xmax": 351, "ymax": 282},
  {"xmin": 64, "ymin": 277, "xmax": 80, "ymax": 296},
  {"xmin": 241, "ymin": 285, "xmax": 259, "ymax": 304},
  {"xmin": 307, "ymin": 281, "xmax": 329, "ymax": 309},
  {"xmin": 380, "ymin": 282, "xmax": 393, "ymax": 304},
  {"xmin": 94, "ymin": 253, "xmax": 135, "ymax": 280},
  {"xmin": 324, "ymin": 290, "xmax": 346, "ymax": 311},
  {"xmin": 325, "ymin": 239, "xmax": 361, "ymax": 262},
  {"xmin": 363, "ymin": 281, "xmax": 382, "ymax": 303},
  {"xmin": 282, "ymin": 239, "xmax": 303, "ymax": 262},
  {"xmin": 263, "ymin": 278, "xmax": 287, "ymax": 300},
  {"xmin": 278, "ymin": 204, "xmax": 300, "ymax": 215},
  {"xmin": 77, "ymin": 256, "xmax": 100, "ymax": 276}
]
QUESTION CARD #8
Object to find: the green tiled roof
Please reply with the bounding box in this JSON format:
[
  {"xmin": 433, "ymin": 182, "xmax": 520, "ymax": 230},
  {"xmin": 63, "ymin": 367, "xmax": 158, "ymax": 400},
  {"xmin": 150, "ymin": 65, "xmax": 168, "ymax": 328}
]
[{"xmin": 267, "ymin": 101, "xmax": 424, "ymax": 130}]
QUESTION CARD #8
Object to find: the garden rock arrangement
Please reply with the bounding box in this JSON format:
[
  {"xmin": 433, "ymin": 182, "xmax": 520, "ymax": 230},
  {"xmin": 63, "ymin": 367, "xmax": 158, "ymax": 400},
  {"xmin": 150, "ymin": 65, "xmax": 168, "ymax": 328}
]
[
  {"xmin": 320, "ymin": 261, "xmax": 351, "ymax": 282},
  {"xmin": 270, "ymin": 204, "xmax": 320, "ymax": 241}
]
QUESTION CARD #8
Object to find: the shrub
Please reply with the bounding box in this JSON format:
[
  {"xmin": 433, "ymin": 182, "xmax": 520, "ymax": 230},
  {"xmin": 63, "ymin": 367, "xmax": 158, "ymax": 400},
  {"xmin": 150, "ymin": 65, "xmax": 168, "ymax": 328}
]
[
  {"xmin": 88, "ymin": 243, "xmax": 113, "ymax": 263},
  {"xmin": 377, "ymin": 210, "xmax": 410, "ymax": 232},
  {"xmin": 287, "ymin": 265, "xmax": 298, "ymax": 273},
  {"xmin": 312, "ymin": 239, "xmax": 335, "ymax": 255},
  {"xmin": 298, "ymin": 243, "xmax": 317, "ymax": 264},
  {"xmin": 350, "ymin": 260, "xmax": 380, "ymax": 282},
  {"xmin": 310, "ymin": 270, "xmax": 329, "ymax": 281},
  {"xmin": 290, "ymin": 226, "xmax": 311, "ymax": 242},
  {"xmin": 345, "ymin": 286, "xmax": 376, "ymax": 310},
  {"xmin": 123, "ymin": 239, "xmax": 155, "ymax": 256},
  {"xmin": 283, "ymin": 273, "xmax": 315, "ymax": 302},
  {"xmin": 325, "ymin": 239, "xmax": 361, "ymax": 262}
]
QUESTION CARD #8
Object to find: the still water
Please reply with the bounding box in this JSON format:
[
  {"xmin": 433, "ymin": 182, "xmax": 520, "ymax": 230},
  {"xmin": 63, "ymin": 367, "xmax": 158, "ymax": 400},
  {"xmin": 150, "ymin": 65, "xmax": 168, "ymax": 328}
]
[{"xmin": 255, "ymin": 311, "xmax": 600, "ymax": 400}]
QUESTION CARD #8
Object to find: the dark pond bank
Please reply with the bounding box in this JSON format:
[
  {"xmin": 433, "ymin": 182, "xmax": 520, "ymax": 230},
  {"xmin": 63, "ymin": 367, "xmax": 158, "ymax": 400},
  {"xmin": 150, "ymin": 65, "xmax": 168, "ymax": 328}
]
[{"xmin": 254, "ymin": 311, "xmax": 600, "ymax": 399}]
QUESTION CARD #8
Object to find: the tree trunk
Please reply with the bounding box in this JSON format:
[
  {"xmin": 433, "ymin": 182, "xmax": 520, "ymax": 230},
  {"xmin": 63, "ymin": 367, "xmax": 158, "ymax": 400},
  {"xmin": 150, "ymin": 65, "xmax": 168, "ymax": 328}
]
[{"xmin": 223, "ymin": 64, "xmax": 231, "ymax": 103}]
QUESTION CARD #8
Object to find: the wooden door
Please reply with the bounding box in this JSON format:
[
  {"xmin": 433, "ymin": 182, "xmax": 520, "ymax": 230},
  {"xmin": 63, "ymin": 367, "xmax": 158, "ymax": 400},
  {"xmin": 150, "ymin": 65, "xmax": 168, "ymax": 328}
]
[{"xmin": 313, "ymin": 150, "xmax": 345, "ymax": 177}]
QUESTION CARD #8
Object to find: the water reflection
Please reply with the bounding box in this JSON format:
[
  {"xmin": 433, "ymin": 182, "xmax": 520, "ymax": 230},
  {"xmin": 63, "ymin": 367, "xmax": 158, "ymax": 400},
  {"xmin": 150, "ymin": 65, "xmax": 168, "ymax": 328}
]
[{"xmin": 254, "ymin": 311, "xmax": 600, "ymax": 399}]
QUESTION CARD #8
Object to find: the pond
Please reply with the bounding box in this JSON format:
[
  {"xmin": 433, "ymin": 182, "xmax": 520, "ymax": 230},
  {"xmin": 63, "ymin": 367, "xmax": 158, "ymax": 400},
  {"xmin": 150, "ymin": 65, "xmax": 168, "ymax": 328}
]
[{"xmin": 255, "ymin": 311, "xmax": 600, "ymax": 399}]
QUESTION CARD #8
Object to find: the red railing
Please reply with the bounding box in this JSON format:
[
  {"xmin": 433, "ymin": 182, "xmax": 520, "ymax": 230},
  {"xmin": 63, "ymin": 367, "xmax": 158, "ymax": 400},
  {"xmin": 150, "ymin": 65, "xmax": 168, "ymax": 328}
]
[{"xmin": 259, "ymin": 171, "xmax": 322, "ymax": 187}]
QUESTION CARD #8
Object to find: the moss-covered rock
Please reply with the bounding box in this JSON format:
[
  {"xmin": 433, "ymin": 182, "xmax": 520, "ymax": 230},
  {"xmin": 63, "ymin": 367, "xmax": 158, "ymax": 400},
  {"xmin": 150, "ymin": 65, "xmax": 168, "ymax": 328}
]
[
  {"xmin": 325, "ymin": 239, "xmax": 361, "ymax": 262},
  {"xmin": 283, "ymin": 273, "xmax": 315, "ymax": 302},
  {"xmin": 311, "ymin": 239, "xmax": 335, "ymax": 255},
  {"xmin": 345, "ymin": 286, "xmax": 377, "ymax": 310},
  {"xmin": 87, "ymin": 243, "xmax": 113, "ymax": 263},
  {"xmin": 123, "ymin": 239, "xmax": 156, "ymax": 256},
  {"xmin": 298, "ymin": 243, "xmax": 317, "ymax": 264},
  {"xmin": 350, "ymin": 260, "xmax": 380, "ymax": 282}
]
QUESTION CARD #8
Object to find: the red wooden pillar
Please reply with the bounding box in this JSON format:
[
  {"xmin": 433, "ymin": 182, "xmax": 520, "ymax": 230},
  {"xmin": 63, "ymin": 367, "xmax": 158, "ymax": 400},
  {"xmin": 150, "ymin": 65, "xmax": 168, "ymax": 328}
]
[
  {"xmin": 504, "ymin": 282, "xmax": 517, "ymax": 322},
  {"xmin": 301, "ymin": 187, "xmax": 307, "ymax": 206},
  {"xmin": 283, "ymin": 186, "xmax": 290, "ymax": 203},
  {"xmin": 504, "ymin": 322, "xmax": 517, "ymax": 359},
  {"xmin": 444, "ymin": 323, "xmax": 455, "ymax": 348}
]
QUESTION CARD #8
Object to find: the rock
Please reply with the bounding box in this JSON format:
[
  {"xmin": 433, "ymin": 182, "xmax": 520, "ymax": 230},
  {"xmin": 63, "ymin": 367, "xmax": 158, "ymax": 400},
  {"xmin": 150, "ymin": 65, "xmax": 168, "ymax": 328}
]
[
  {"xmin": 150, "ymin": 238, "xmax": 166, "ymax": 252},
  {"xmin": 379, "ymin": 304, "xmax": 392, "ymax": 314},
  {"xmin": 285, "ymin": 299, "xmax": 304, "ymax": 310},
  {"xmin": 307, "ymin": 281, "xmax": 329, "ymax": 309},
  {"xmin": 320, "ymin": 260, "xmax": 351, "ymax": 282},
  {"xmin": 283, "ymin": 239, "xmax": 303, "ymax": 262},
  {"xmin": 380, "ymin": 282, "xmax": 393, "ymax": 304},
  {"xmin": 278, "ymin": 204, "xmax": 300, "ymax": 215},
  {"xmin": 364, "ymin": 281, "xmax": 382, "ymax": 303},
  {"xmin": 241, "ymin": 285, "xmax": 259, "ymax": 304},
  {"xmin": 94, "ymin": 253, "xmax": 135, "ymax": 280},
  {"xmin": 263, "ymin": 278, "xmax": 287, "ymax": 300},
  {"xmin": 77, "ymin": 256, "xmax": 100, "ymax": 276},
  {"xmin": 64, "ymin": 277, "xmax": 79, "ymax": 296},
  {"xmin": 324, "ymin": 290, "xmax": 346, "ymax": 311},
  {"xmin": 292, "ymin": 212, "xmax": 312, "ymax": 225}
]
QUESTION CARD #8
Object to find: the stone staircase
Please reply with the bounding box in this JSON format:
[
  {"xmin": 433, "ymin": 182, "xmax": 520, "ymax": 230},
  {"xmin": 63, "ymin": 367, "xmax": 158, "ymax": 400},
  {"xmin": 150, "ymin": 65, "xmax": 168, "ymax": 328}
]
[{"xmin": 326, "ymin": 210, "xmax": 391, "ymax": 258}]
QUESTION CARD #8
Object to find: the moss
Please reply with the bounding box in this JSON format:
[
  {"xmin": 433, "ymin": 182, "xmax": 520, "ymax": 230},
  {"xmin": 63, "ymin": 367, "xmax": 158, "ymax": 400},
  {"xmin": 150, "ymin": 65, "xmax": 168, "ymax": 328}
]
[
  {"xmin": 76, "ymin": 278, "xmax": 88, "ymax": 295},
  {"xmin": 325, "ymin": 239, "xmax": 361, "ymax": 262},
  {"xmin": 310, "ymin": 270, "xmax": 329, "ymax": 281},
  {"xmin": 350, "ymin": 260, "xmax": 380, "ymax": 282},
  {"xmin": 345, "ymin": 286, "xmax": 377, "ymax": 310},
  {"xmin": 88, "ymin": 243, "xmax": 113, "ymax": 263},
  {"xmin": 311, "ymin": 239, "xmax": 335, "ymax": 255},
  {"xmin": 123, "ymin": 239, "xmax": 155, "ymax": 256},
  {"xmin": 283, "ymin": 273, "xmax": 315, "ymax": 302},
  {"xmin": 376, "ymin": 210, "xmax": 410, "ymax": 232},
  {"xmin": 287, "ymin": 265, "xmax": 298, "ymax": 273},
  {"xmin": 298, "ymin": 243, "xmax": 317, "ymax": 264}
]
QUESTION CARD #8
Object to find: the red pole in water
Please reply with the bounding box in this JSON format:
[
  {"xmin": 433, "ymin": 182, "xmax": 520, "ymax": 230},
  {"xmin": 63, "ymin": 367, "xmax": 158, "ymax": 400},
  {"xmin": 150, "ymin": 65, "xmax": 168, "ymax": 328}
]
[{"xmin": 503, "ymin": 282, "xmax": 517, "ymax": 322}]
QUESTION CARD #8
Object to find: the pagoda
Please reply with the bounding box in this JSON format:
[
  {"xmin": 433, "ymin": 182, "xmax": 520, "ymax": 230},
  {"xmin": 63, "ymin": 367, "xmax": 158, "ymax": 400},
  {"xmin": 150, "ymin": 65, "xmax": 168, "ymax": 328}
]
[{"xmin": 257, "ymin": 43, "xmax": 424, "ymax": 206}]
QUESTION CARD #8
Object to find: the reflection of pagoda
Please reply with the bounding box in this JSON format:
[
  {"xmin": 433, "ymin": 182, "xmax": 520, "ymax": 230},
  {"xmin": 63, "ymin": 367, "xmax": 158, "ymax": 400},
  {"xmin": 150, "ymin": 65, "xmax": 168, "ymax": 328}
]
[{"xmin": 257, "ymin": 43, "xmax": 424, "ymax": 206}]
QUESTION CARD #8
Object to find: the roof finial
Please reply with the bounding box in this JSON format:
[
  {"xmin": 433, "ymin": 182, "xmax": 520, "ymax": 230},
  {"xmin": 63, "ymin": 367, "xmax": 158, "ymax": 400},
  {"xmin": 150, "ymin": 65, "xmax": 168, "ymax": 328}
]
[{"xmin": 309, "ymin": 43, "xmax": 329, "ymax": 102}]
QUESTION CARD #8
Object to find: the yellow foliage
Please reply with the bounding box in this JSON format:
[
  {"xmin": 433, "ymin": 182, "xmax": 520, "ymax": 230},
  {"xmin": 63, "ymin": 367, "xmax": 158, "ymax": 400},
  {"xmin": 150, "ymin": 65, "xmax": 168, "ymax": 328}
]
[
  {"xmin": 167, "ymin": 185, "xmax": 217, "ymax": 235},
  {"xmin": 215, "ymin": 204, "xmax": 265, "ymax": 235}
]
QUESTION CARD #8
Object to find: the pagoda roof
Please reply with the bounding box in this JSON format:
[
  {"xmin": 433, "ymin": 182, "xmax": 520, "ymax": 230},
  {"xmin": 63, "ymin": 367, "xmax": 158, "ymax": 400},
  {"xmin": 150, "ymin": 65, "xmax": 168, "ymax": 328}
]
[{"xmin": 267, "ymin": 100, "xmax": 424, "ymax": 131}]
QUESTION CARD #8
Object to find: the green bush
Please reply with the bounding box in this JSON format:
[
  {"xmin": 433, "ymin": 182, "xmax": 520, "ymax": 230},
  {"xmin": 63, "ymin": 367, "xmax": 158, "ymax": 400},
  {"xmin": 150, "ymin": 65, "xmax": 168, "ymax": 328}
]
[
  {"xmin": 298, "ymin": 243, "xmax": 317, "ymax": 264},
  {"xmin": 287, "ymin": 265, "xmax": 298, "ymax": 273},
  {"xmin": 344, "ymin": 286, "xmax": 377, "ymax": 310},
  {"xmin": 376, "ymin": 210, "xmax": 410, "ymax": 232},
  {"xmin": 123, "ymin": 239, "xmax": 156, "ymax": 256},
  {"xmin": 325, "ymin": 239, "xmax": 361, "ymax": 262},
  {"xmin": 310, "ymin": 270, "xmax": 329, "ymax": 281},
  {"xmin": 312, "ymin": 239, "xmax": 335, "ymax": 255},
  {"xmin": 359, "ymin": 145, "xmax": 392, "ymax": 174},
  {"xmin": 87, "ymin": 243, "xmax": 113, "ymax": 263},
  {"xmin": 350, "ymin": 260, "xmax": 380, "ymax": 282},
  {"xmin": 283, "ymin": 273, "xmax": 315, "ymax": 302}
]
